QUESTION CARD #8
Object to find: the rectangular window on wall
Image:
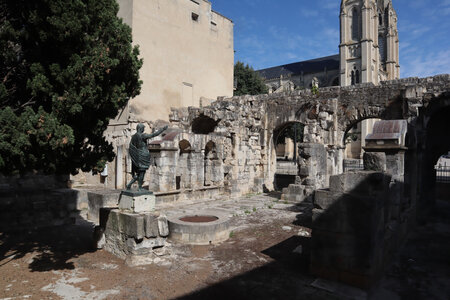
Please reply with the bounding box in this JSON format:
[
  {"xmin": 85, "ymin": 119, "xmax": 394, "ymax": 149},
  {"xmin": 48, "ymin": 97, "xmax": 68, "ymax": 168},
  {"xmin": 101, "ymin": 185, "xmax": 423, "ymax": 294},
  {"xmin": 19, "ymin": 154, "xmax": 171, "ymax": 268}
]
[{"xmin": 182, "ymin": 82, "xmax": 194, "ymax": 107}]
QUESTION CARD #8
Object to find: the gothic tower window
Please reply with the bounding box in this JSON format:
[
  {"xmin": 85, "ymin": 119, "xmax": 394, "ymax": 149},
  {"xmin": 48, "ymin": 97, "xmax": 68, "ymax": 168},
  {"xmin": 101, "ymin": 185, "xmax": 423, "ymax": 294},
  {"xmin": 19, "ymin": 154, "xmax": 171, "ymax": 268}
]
[
  {"xmin": 385, "ymin": 9, "xmax": 389, "ymax": 26},
  {"xmin": 352, "ymin": 7, "xmax": 360, "ymax": 40},
  {"xmin": 351, "ymin": 66, "xmax": 360, "ymax": 85},
  {"xmin": 379, "ymin": 13, "xmax": 383, "ymax": 26},
  {"xmin": 379, "ymin": 34, "xmax": 387, "ymax": 64}
]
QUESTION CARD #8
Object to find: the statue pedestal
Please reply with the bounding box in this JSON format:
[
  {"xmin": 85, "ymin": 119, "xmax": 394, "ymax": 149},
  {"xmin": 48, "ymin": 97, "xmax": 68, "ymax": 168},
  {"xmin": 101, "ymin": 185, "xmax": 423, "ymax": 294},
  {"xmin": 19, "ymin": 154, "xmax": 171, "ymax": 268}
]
[{"xmin": 119, "ymin": 190, "xmax": 155, "ymax": 213}]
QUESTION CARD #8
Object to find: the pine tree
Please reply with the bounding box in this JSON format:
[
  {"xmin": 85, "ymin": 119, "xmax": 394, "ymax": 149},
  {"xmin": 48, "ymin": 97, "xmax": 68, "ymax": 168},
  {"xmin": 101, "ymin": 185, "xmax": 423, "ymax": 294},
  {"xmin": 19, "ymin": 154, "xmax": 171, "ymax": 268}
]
[
  {"xmin": 0, "ymin": 0, "xmax": 142, "ymax": 175},
  {"xmin": 233, "ymin": 61, "xmax": 268, "ymax": 96}
]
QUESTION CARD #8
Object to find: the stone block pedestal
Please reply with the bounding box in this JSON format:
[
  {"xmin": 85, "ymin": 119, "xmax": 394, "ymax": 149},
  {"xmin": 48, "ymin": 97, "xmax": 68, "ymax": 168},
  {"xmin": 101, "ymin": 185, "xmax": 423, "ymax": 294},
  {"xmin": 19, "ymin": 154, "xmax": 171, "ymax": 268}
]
[
  {"xmin": 97, "ymin": 208, "xmax": 170, "ymax": 265},
  {"xmin": 95, "ymin": 189, "xmax": 169, "ymax": 266},
  {"xmin": 119, "ymin": 190, "xmax": 155, "ymax": 213}
]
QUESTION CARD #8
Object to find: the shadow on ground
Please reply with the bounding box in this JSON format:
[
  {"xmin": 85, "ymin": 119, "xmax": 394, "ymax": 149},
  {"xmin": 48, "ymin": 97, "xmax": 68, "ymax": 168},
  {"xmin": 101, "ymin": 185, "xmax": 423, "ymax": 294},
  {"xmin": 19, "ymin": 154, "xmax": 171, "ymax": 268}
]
[
  {"xmin": 375, "ymin": 198, "xmax": 450, "ymax": 299},
  {"xmin": 176, "ymin": 232, "xmax": 340, "ymax": 300},
  {"xmin": 264, "ymin": 191, "xmax": 282, "ymax": 200},
  {"xmin": 0, "ymin": 219, "xmax": 95, "ymax": 272}
]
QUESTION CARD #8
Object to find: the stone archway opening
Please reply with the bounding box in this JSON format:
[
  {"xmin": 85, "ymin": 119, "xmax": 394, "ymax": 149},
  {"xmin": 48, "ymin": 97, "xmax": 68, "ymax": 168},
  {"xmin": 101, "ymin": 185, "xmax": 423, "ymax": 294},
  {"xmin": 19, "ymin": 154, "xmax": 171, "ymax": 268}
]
[
  {"xmin": 435, "ymin": 152, "xmax": 450, "ymax": 200},
  {"xmin": 342, "ymin": 117, "xmax": 381, "ymax": 172},
  {"xmin": 177, "ymin": 139, "xmax": 192, "ymax": 190},
  {"xmin": 192, "ymin": 114, "xmax": 218, "ymax": 134},
  {"xmin": 423, "ymin": 105, "xmax": 450, "ymax": 203},
  {"xmin": 272, "ymin": 122, "xmax": 304, "ymax": 191}
]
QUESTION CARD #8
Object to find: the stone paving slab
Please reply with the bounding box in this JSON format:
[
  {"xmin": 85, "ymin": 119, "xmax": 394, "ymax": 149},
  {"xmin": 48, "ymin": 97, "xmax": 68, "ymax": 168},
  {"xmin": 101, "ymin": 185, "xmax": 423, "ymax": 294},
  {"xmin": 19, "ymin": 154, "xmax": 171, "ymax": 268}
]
[{"xmin": 158, "ymin": 194, "xmax": 292, "ymax": 219}]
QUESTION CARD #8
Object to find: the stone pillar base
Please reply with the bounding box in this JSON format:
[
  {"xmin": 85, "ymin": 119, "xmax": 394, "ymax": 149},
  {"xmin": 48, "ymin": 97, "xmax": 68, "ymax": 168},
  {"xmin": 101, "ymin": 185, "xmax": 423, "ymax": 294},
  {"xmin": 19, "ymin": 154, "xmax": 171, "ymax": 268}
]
[
  {"xmin": 96, "ymin": 208, "xmax": 170, "ymax": 266},
  {"xmin": 119, "ymin": 190, "xmax": 155, "ymax": 213}
]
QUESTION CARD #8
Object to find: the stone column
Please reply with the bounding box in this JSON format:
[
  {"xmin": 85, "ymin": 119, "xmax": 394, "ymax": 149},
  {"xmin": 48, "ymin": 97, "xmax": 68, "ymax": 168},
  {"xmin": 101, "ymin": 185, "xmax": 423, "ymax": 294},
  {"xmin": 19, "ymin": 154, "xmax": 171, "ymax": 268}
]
[{"xmin": 115, "ymin": 145, "xmax": 123, "ymax": 189}]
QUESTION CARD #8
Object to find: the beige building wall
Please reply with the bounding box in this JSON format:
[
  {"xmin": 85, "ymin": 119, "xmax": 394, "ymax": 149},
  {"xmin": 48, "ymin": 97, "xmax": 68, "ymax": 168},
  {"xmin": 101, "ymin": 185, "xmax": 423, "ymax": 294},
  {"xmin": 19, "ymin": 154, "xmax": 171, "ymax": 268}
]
[{"xmin": 117, "ymin": 0, "xmax": 234, "ymax": 122}]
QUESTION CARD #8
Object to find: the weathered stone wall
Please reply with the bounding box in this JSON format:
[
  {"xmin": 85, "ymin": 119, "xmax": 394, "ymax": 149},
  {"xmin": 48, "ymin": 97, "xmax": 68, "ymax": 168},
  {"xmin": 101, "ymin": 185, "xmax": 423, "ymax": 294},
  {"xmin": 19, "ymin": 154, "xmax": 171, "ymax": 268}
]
[
  {"xmin": 0, "ymin": 188, "xmax": 88, "ymax": 231},
  {"xmin": 70, "ymin": 75, "xmax": 450, "ymax": 204},
  {"xmin": 168, "ymin": 75, "xmax": 450, "ymax": 199}
]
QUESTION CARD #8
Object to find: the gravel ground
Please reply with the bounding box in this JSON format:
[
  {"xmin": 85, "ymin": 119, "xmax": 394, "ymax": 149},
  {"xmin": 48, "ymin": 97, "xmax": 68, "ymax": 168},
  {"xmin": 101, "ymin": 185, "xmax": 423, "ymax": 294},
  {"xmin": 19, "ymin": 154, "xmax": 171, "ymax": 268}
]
[{"xmin": 0, "ymin": 194, "xmax": 449, "ymax": 300}]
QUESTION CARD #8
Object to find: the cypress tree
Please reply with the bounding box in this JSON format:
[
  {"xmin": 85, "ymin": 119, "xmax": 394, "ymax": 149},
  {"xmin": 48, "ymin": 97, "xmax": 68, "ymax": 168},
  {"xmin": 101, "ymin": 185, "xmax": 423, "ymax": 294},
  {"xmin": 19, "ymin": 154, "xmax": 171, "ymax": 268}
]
[{"xmin": 0, "ymin": 0, "xmax": 142, "ymax": 175}]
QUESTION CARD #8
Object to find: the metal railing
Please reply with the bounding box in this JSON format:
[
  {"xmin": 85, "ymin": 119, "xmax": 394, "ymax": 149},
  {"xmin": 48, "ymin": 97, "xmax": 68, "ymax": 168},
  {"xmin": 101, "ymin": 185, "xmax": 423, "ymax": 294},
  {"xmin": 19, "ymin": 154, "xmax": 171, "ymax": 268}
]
[
  {"xmin": 343, "ymin": 159, "xmax": 364, "ymax": 172},
  {"xmin": 436, "ymin": 164, "xmax": 450, "ymax": 183}
]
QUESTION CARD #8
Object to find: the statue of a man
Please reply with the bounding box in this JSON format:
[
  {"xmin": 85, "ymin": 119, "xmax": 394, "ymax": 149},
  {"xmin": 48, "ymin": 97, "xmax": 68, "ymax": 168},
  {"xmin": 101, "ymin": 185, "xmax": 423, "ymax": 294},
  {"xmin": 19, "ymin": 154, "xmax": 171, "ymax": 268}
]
[{"xmin": 126, "ymin": 123, "xmax": 168, "ymax": 190}]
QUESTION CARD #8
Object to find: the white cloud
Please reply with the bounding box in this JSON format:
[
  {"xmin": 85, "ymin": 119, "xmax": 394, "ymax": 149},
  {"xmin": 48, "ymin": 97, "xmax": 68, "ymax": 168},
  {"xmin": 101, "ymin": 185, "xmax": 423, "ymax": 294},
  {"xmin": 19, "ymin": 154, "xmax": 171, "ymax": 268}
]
[
  {"xmin": 322, "ymin": 0, "xmax": 339, "ymax": 10},
  {"xmin": 401, "ymin": 50, "xmax": 450, "ymax": 78},
  {"xmin": 300, "ymin": 8, "xmax": 319, "ymax": 17}
]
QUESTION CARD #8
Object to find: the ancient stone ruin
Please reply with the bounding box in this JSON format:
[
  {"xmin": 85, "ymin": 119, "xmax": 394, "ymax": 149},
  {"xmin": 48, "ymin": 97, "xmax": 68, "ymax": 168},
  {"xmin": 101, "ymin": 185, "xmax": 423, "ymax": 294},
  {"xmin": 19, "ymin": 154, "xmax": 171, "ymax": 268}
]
[{"xmin": 2, "ymin": 75, "xmax": 449, "ymax": 290}]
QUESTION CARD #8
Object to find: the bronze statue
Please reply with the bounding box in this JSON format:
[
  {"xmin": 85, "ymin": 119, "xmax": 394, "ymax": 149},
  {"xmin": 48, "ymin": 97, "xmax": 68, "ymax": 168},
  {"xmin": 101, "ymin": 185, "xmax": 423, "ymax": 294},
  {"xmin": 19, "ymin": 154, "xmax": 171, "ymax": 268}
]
[{"xmin": 126, "ymin": 123, "xmax": 168, "ymax": 190}]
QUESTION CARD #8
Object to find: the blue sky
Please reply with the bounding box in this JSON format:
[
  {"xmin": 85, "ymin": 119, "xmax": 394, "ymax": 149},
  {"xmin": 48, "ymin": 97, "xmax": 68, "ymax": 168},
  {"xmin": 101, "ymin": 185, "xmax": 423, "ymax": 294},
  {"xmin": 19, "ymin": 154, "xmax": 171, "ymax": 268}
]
[{"xmin": 212, "ymin": 0, "xmax": 450, "ymax": 78}]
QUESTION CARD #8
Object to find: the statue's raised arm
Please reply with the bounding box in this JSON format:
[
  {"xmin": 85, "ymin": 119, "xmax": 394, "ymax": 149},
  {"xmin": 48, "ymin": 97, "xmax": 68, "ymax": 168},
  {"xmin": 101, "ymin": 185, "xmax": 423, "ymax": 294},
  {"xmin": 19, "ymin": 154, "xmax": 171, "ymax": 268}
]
[
  {"xmin": 126, "ymin": 123, "xmax": 168, "ymax": 190},
  {"xmin": 142, "ymin": 125, "xmax": 168, "ymax": 140}
]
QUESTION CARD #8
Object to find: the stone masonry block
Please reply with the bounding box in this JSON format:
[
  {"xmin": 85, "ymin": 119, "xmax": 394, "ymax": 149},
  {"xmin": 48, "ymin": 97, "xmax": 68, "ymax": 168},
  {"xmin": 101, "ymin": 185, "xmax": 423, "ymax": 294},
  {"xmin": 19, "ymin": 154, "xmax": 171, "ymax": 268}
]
[
  {"xmin": 103, "ymin": 208, "xmax": 120, "ymax": 231},
  {"xmin": 144, "ymin": 213, "xmax": 159, "ymax": 238},
  {"xmin": 87, "ymin": 190, "xmax": 120, "ymax": 224},
  {"xmin": 314, "ymin": 189, "xmax": 339, "ymax": 210},
  {"xmin": 157, "ymin": 214, "xmax": 169, "ymax": 237},
  {"xmin": 119, "ymin": 193, "xmax": 155, "ymax": 213},
  {"xmin": 119, "ymin": 212, "xmax": 145, "ymax": 240},
  {"xmin": 329, "ymin": 171, "xmax": 387, "ymax": 195},
  {"xmin": 363, "ymin": 152, "xmax": 386, "ymax": 172},
  {"xmin": 99, "ymin": 208, "xmax": 115, "ymax": 229}
]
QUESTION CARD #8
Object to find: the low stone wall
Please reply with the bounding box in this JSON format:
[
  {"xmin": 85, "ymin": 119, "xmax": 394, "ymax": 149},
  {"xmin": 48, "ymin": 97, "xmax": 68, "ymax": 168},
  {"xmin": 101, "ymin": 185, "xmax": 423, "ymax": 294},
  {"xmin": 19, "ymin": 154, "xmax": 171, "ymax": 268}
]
[
  {"xmin": 86, "ymin": 189, "xmax": 122, "ymax": 224},
  {"xmin": 0, "ymin": 188, "xmax": 88, "ymax": 232}
]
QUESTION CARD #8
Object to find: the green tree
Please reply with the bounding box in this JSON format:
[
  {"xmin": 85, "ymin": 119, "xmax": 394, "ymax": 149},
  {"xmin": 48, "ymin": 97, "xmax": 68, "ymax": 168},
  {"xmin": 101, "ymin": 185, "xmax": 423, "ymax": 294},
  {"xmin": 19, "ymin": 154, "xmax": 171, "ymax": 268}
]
[
  {"xmin": 233, "ymin": 61, "xmax": 268, "ymax": 96},
  {"xmin": 275, "ymin": 123, "xmax": 304, "ymax": 145},
  {"xmin": 0, "ymin": 0, "xmax": 142, "ymax": 175}
]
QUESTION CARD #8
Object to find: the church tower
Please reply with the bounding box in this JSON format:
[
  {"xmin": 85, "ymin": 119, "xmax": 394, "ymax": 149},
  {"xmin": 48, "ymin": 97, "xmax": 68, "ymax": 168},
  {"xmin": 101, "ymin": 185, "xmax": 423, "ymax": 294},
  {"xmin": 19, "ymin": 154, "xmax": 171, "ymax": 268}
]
[{"xmin": 339, "ymin": 0, "xmax": 399, "ymax": 86}]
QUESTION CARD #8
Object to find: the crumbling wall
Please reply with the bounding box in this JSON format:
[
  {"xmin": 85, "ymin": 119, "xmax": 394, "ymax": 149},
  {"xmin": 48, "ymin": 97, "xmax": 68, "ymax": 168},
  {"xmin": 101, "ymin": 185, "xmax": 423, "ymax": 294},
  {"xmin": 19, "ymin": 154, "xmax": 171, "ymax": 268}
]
[{"xmin": 70, "ymin": 75, "xmax": 450, "ymax": 203}]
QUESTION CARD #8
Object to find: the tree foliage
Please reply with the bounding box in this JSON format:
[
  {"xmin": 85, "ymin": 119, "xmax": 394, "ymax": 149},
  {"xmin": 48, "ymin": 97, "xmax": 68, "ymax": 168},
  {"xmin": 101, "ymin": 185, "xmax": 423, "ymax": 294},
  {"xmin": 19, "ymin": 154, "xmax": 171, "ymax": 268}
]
[
  {"xmin": 275, "ymin": 123, "xmax": 304, "ymax": 145},
  {"xmin": 0, "ymin": 0, "xmax": 142, "ymax": 175},
  {"xmin": 233, "ymin": 61, "xmax": 268, "ymax": 96}
]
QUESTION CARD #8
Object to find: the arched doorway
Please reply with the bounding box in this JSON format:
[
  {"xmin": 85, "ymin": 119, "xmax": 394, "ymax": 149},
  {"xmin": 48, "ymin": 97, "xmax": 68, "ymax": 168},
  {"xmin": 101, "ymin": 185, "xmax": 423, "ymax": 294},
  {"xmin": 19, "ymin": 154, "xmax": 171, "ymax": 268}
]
[
  {"xmin": 177, "ymin": 139, "xmax": 192, "ymax": 190},
  {"xmin": 422, "ymin": 105, "xmax": 450, "ymax": 204},
  {"xmin": 272, "ymin": 122, "xmax": 304, "ymax": 191},
  {"xmin": 342, "ymin": 118, "xmax": 381, "ymax": 172}
]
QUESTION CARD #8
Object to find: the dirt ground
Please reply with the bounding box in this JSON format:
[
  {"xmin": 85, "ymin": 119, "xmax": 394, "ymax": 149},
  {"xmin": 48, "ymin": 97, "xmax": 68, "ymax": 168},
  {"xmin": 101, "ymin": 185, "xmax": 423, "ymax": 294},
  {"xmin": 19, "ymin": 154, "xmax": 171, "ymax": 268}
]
[{"xmin": 0, "ymin": 195, "xmax": 449, "ymax": 300}]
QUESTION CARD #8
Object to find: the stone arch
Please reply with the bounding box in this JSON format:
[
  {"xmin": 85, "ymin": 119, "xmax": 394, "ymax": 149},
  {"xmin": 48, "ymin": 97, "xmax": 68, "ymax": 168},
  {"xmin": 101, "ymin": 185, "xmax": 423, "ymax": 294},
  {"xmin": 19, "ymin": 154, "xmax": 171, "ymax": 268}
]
[
  {"xmin": 342, "ymin": 117, "xmax": 381, "ymax": 171},
  {"xmin": 331, "ymin": 77, "xmax": 339, "ymax": 86},
  {"xmin": 179, "ymin": 139, "xmax": 191, "ymax": 154},
  {"xmin": 273, "ymin": 121, "xmax": 305, "ymax": 161},
  {"xmin": 419, "ymin": 95, "xmax": 450, "ymax": 206},
  {"xmin": 338, "ymin": 97, "xmax": 404, "ymax": 135},
  {"xmin": 192, "ymin": 114, "xmax": 219, "ymax": 134},
  {"xmin": 177, "ymin": 139, "xmax": 192, "ymax": 189},
  {"xmin": 271, "ymin": 121, "xmax": 305, "ymax": 191}
]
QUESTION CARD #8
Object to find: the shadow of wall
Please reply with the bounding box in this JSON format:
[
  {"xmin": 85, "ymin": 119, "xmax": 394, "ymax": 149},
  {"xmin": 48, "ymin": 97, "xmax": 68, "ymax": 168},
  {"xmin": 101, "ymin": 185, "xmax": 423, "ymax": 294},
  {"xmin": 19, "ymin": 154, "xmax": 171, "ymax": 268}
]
[{"xmin": 310, "ymin": 170, "xmax": 413, "ymax": 290}]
